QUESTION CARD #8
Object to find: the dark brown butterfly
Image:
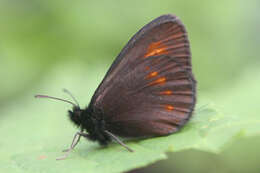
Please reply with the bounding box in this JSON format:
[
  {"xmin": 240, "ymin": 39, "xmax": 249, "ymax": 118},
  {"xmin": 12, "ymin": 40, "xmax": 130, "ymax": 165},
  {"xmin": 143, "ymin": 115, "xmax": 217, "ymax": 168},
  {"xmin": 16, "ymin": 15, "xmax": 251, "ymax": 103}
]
[{"xmin": 36, "ymin": 14, "xmax": 196, "ymax": 160}]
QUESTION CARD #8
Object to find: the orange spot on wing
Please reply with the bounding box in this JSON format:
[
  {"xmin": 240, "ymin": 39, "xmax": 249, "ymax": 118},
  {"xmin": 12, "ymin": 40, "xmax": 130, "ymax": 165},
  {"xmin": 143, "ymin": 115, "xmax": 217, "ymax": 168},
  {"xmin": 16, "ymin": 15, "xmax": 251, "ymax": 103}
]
[
  {"xmin": 149, "ymin": 77, "xmax": 166, "ymax": 86},
  {"xmin": 146, "ymin": 71, "xmax": 158, "ymax": 79},
  {"xmin": 165, "ymin": 105, "xmax": 174, "ymax": 111},
  {"xmin": 144, "ymin": 41, "xmax": 169, "ymax": 58},
  {"xmin": 160, "ymin": 90, "xmax": 173, "ymax": 95}
]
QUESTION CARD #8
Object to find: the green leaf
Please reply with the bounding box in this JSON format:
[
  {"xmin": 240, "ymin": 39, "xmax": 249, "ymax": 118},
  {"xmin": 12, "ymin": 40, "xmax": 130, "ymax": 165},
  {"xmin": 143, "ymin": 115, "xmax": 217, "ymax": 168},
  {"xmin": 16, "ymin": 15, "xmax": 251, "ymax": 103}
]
[{"xmin": 0, "ymin": 62, "xmax": 259, "ymax": 173}]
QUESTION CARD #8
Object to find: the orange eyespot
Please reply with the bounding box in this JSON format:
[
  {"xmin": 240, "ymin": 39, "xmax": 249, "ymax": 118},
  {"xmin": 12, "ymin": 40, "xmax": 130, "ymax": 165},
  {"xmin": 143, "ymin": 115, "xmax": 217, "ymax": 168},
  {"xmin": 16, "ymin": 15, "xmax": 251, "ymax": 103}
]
[
  {"xmin": 149, "ymin": 77, "xmax": 166, "ymax": 86},
  {"xmin": 160, "ymin": 90, "xmax": 173, "ymax": 95},
  {"xmin": 146, "ymin": 71, "xmax": 158, "ymax": 79},
  {"xmin": 144, "ymin": 41, "xmax": 169, "ymax": 58},
  {"xmin": 165, "ymin": 105, "xmax": 174, "ymax": 111}
]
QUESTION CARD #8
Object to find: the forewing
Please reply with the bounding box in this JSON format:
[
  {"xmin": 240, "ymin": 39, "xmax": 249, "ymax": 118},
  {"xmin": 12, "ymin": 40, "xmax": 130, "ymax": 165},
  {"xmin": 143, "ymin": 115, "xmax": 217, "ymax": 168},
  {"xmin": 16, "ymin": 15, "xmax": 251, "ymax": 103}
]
[
  {"xmin": 89, "ymin": 14, "xmax": 196, "ymax": 137},
  {"xmin": 90, "ymin": 14, "xmax": 193, "ymax": 105}
]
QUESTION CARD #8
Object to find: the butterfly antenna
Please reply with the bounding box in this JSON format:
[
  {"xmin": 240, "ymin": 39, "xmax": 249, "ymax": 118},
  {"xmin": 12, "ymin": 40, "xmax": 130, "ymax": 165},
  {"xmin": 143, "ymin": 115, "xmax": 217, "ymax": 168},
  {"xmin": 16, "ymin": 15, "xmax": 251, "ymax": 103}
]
[
  {"xmin": 62, "ymin": 89, "xmax": 80, "ymax": 107},
  {"xmin": 35, "ymin": 95, "xmax": 77, "ymax": 107}
]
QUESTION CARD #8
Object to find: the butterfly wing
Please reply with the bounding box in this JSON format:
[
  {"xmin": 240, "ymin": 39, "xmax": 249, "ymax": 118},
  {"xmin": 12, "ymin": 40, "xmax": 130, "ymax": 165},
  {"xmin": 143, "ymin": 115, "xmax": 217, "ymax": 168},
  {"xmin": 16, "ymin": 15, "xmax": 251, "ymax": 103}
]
[{"xmin": 89, "ymin": 14, "xmax": 196, "ymax": 137}]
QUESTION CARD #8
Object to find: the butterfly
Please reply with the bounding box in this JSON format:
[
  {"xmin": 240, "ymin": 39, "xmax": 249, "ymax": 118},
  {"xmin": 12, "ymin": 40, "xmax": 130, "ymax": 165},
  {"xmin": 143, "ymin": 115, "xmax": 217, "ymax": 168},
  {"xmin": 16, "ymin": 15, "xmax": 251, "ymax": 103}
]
[{"xmin": 36, "ymin": 14, "xmax": 196, "ymax": 160}]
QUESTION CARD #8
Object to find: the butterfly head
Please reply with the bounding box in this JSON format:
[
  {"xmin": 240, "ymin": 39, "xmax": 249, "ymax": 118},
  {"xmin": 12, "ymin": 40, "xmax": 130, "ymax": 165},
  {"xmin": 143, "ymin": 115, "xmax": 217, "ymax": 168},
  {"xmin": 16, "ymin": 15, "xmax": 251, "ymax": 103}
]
[{"xmin": 68, "ymin": 106, "xmax": 84, "ymax": 127}]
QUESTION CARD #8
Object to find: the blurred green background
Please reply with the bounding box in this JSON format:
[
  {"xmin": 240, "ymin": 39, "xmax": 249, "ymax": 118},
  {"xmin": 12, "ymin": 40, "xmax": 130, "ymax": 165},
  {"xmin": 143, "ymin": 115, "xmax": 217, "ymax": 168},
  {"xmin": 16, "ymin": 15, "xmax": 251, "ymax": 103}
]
[{"xmin": 0, "ymin": 0, "xmax": 260, "ymax": 173}]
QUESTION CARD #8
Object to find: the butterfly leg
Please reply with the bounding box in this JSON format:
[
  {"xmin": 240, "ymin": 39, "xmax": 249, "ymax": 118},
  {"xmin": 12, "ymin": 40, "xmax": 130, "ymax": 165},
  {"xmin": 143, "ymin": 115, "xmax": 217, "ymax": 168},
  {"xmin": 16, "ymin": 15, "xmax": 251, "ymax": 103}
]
[
  {"xmin": 104, "ymin": 130, "xmax": 134, "ymax": 152},
  {"xmin": 61, "ymin": 131, "xmax": 88, "ymax": 152},
  {"xmin": 56, "ymin": 131, "xmax": 89, "ymax": 160}
]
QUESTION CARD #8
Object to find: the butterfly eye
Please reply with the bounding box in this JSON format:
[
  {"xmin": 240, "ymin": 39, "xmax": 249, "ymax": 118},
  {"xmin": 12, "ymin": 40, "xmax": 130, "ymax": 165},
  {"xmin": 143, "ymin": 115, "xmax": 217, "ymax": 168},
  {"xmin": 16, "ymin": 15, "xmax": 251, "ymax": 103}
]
[{"xmin": 68, "ymin": 110, "xmax": 73, "ymax": 115}]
